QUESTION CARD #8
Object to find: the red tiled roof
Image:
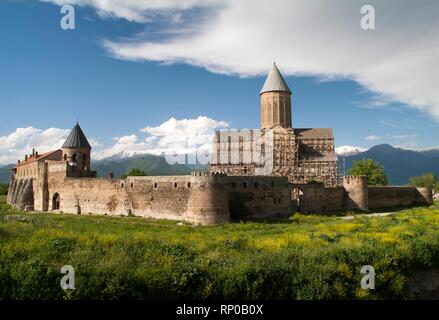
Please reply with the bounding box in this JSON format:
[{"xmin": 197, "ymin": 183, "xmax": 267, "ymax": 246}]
[{"xmin": 16, "ymin": 149, "xmax": 61, "ymax": 167}]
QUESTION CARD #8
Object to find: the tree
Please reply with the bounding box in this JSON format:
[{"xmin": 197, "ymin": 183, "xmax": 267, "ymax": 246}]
[
  {"xmin": 121, "ymin": 169, "xmax": 147, "ymax": 179},
  {"xmin": 348, "ymin": 158, "xmax": 388, "ymax": 185},
  {"xmin": 409, "ymin": 173, "xmax": 438, "ymax": 191}
]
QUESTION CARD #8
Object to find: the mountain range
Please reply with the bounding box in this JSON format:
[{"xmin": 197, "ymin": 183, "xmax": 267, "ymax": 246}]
[
  {"xmin": 341, "ymin": 144, "xmax": 439, "ymax": 185},
  {"xmin": 1, "ymin": 144, "xmax": 438, "ymax": 185}
]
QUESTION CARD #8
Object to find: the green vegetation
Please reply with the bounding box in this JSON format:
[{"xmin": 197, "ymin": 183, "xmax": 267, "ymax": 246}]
[
  {"xmin": 349, "ymin": 158, "xmax": 389, "ymax": 186},
  {"xmin": 307, "ymin": 179, "xmax": 325, "ymax": 186},
  {"xmin": 121, "ymin": 168, "xmax": 148, "ymax": 179},
  {"xmin": 409, "ymin": 173, "xmax": 439, "ymax": 192},
  {"xmin": 1, "ymin": 195, "xmax": 439, "ymax": 300},
  {"xmin": 0, "ymin": 184, "xmax": 8, "ymax": 196}
]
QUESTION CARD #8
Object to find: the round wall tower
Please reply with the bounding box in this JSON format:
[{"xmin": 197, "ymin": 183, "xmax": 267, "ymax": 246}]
[
  {"xmin": 343, "ymin": 175, "xmax": 368, "ymax": 210},
  {"xmin": 187, "ymin": 173, "xmax": 230, "ymax": 225},
  {"xmin": 416, "ymin": 186, "xmax": 433, "ymax": 205}
]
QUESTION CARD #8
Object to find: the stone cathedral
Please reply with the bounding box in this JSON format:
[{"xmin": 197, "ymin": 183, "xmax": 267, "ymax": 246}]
[
  {"xmin": 209, "ymin": 63, "xmax": 339, "ymax": 187},
  {"xmin": 7, "ymin": 63, "xmax": 432, "ymax": 224}
]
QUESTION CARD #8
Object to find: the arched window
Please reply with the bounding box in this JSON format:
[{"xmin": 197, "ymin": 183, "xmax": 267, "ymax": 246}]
[
  {"xmin": 254, "ymin": 182, "xmax": 258, "ymax": 188},
  {"xmin": 243, "ymin": 182, "xmax": 247, "ymax": 189},
  {"xmin": 63, "ymin": 154, "xmax": 67, "ymax": 161},
  {"xmin": 72, "ymin": 154, "xmax": 77, "ymax": 163},
  {"xmin": 154, "ymin": 182, "xmax": 158, "ymax": 189},
  {"xmin": 174, "ymin": 182, "xmax": 178, "ymax": 189},
  {"xmin": 187, "ymin": 182, "xmax": 191, "ymax": 188}
]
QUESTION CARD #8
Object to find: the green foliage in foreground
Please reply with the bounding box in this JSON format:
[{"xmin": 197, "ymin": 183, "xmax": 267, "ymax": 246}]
[
  {"xmin": 0, "ymin": 184, "xmax": 7, "ymax": 196},
  {"xmin": 1, "ymin": 194, "xmax": 439, "ymax": 300},
  {"xmin": 409, "ymin": 173, "xmax": 439, "ymax": 191},
  {"xmin": 349, "ymin": 158, "xmax": 389, "ymax": 186}
]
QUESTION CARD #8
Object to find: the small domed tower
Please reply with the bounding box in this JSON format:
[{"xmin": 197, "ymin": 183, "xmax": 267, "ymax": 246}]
[
  {"xmin": 62, "ymin": 122, "xmax": 92, "ymax": 176},
  {"xmin": 260, "ymin": 63, "xmax": 292, "ymax": 129}
]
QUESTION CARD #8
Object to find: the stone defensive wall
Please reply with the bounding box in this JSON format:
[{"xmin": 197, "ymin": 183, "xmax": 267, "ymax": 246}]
[
  {"xmin": 7, "ymin": 169, "xmax": 433, "ymax": 224},
  {"xmin": 293, "ymin": 176, "xmax": 433, "ymax": 214},
  {"xmin": 368, "ymin": 186, "xmax": 433, "ymax": 210},
  {"xmin": 38, "ymin": 171, "xmax": 292, "ymax": 225},
  {"xmin": 7, "ymin": 178, "xmax": 34, "ymax": 211},
  {"xmin": 293, "ymin": 183, "xmax": 345, "ymax": 214}
]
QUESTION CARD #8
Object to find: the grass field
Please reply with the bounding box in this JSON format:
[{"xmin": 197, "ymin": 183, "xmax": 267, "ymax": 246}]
[{"xmin": 1, "ymin": 194, "xmax": 439, "ymax": 300}]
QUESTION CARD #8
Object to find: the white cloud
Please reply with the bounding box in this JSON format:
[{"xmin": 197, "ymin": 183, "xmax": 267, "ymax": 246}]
[
  {"xmin": 335, "ymin": 145, "xmax": 367, "ymax": 157},
  {"xmin": 391, "ymin": 134, "xmax": 418, "ymax": 139},
  {"xmin": 0, "ymin": 127, "xmax": 70, "ymax": 164},
  {"xmin": 365, "ymin": 135, "xmax": 382, "ymax": 142},
  {"xmin": 40, "ymin": 0, "xmax": 439, "ymax": 121},
  {"xmin": 92, "ymin": 116, "xmax": 229, "ymax": 160},
  {"xmin": 39, "ymin": 0, "xmax": 221, "ymax": 22},
  {"xmin": 0, "ymin": 117, "xmax": 229, "ymax": 164}
]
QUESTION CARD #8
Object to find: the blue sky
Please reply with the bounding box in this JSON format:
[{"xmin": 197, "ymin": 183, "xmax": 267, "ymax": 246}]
[{"xmin": 0, "ymin": 0, "xmax": 438, "ymax": 164}]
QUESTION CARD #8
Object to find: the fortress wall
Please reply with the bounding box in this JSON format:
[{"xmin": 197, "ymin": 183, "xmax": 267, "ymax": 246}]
[
  {"xmin": 224, "ymin": 176, "xmax": 292, "ymax": 219},
  {"xmin": 42, "ymin": 173, "xmax": 291, "ymax": 224},
  {"xmin": 7, "ymin": 178, "xmax": 34, "ymax": 210},
  {"xmin": 12, "ymin": 179, "xmax": 24, "ymax": 205},
  {"xmin": 16, "ymin": 178, "xmax": 34, "ymax": 210},
  {"xmin": 47, "ymin": 178, "xmax": 130, "ymax": 215},
  {"xmin": 296, "ymin": 184, "xmax": 344, "ymax": 213},
  {"xmin": 368, "ymin": 186, "xmax": 433, "ymax": 209},
  {"xmin": 125, "ymin": 176, "xmax": 191, "ymax": 220},
  {"xmin": 324, "ymin": 187, "xmax": 345, "ymax": 212},
  {"xmin": 44, "ymin": 175, "xmax": 230, "ymax": 224},
  {"xmin": 7, "ymin": 179, "xmax": 17, "ymax": 204},
  {"xmin": 296, "ymin": 184, "xmax": 325, "ymax": 213}
]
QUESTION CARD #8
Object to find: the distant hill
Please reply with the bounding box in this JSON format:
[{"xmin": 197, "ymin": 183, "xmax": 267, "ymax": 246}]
[
  {"xmin": 91, "ymin": 155, "xmax": 207, "ymax": 178},
  {"xmin": 0, "ymin": 165, "xmax": 14, "ymax": 184},
  {"xmin": 343, "ymin": 144, "xmax": 439, "ymax": 185},
  {"xmin": 0, "ymin": 155, "xmax": 207, "ymax": 184}
]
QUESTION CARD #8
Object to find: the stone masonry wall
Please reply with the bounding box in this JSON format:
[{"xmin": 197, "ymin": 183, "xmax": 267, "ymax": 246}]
[
  {"xmin": 368, "ymin": 186, "xmax": 433, "ymax": 209},
  {"xmin": 224, "ymin": 176, "xmax": 292, "ymax": 220},
  {"xmin": 294, "ymin": 184, "xmax": 344, "ymax": 213},
  {"xmin": 43, "ymin": 172, "xmax": 292, "ymax": 225}
]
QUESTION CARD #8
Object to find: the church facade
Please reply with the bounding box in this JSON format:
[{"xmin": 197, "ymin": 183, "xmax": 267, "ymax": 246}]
[{"xmin": 209, "ymin": 63, "xmax": 339, "ymax": 187}]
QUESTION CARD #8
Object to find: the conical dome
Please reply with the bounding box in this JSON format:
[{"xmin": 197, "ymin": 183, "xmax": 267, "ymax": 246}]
[
  {"xmin": 62, "ymin": 123, "xmax": 92, "ymax": 149},
  {"xmin": 260, "ymin": 62, "xmax": 291, "ymax": 95}
]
